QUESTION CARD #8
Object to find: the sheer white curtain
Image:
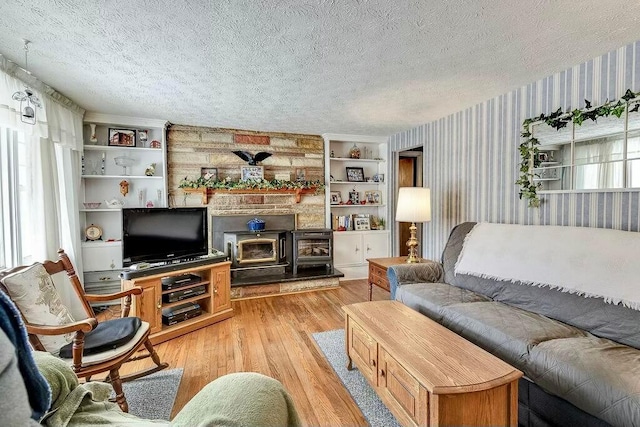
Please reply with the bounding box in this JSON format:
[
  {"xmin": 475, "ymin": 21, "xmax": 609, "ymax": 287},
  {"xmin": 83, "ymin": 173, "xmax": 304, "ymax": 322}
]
[
  {"xmin": 0, "ymin": 61, "xmax": 84, "ymax": 315},
  {"xmin": 573, "ymin": 138, "xmax": 624, "ymax": 189}
]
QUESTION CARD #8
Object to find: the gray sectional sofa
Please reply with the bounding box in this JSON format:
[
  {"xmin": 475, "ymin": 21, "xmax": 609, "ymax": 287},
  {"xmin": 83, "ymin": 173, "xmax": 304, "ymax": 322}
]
[{"xmin": 387, "ymin": 222, "xmax": 640, "ymax": 427}]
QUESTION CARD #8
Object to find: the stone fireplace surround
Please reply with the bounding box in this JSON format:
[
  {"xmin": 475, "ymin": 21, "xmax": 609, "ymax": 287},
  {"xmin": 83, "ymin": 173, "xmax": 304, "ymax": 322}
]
[
  {"xmin": 212, "ymin": 214, "xmax": 342, "ymax": 298},
  {"xmin": 167, "ymin": 126, "xmax": 338, "ymax": 298}
]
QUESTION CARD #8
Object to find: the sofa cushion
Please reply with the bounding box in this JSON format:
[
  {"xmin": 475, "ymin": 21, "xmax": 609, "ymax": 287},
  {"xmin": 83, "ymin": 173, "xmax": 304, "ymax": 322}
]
[
  {"xmin": 495, "ymin": 283, "xmax": 640, "ymax": 351},
  {"xmin": 439, "ymin": 301, "xmax": 587, "ymax": 368},
  {"xmin": 527, "ymin": 336, "xmax": 640, "ymax": 427},
  {"xmin": 395, "ymin": 282, "xmax": 490, "ymax": 321}
]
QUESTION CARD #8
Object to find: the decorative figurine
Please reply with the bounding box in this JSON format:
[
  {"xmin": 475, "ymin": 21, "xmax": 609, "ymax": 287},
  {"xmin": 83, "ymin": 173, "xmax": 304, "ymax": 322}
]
[
  {"xmin": 348, "ymin": 143, "xmax": 361, "ymax": 159},
  {"xmin": 138, "ymin": 130, "xmax": 148, "ymax": 146},
  {"xmin": 149, "ymin": 140, "xmax": 161, "ymax": 148},
  {"xmin": 119, "ymin": 180, "xmax": 129, "ymax": 197},
  {"xmin": 145, "ymin": 163, "xmax": 156, "ymax": 176}
]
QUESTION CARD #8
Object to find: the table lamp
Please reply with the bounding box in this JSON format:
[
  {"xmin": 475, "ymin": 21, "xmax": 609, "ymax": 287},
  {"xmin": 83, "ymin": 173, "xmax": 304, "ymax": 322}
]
[{"xmin": 396, "ymin": 187, "xmax": 431, "ymax": 263}]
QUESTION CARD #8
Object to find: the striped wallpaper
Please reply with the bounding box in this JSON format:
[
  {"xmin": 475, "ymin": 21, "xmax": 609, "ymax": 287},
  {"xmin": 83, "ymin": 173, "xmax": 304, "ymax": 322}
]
[{"xmin": 389, "ymin": 40, "xmax": 640, "ymax": 261}]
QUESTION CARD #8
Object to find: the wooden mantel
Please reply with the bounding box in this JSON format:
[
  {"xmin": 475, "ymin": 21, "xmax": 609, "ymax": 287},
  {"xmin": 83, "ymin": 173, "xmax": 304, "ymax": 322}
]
[{"xmin": 182, "ymin": 187, "xmax": 319, "ymax": 204}]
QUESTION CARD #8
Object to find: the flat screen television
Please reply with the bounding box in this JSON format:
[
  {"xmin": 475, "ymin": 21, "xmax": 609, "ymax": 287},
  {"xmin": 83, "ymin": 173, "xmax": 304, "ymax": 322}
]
[{"xmin": 122, "ymin": 207, "xmax": 208, "ymax": 266}]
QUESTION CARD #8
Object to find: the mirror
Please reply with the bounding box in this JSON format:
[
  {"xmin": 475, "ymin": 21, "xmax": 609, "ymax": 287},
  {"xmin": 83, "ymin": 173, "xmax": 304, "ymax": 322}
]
[{"xmin": 530, "ymin": 99, "xmax": 640, "ymax": 192}]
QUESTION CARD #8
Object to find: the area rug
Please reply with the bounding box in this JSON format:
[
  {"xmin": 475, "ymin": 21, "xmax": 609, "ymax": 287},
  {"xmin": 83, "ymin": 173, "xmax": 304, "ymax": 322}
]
[
  {"xmin": 112, "ymin": 368, "xmax": 183, "ymax": 420},
  {"xmin": 312, "ymin": 329, "xmax": 400, "ymax": 427}
]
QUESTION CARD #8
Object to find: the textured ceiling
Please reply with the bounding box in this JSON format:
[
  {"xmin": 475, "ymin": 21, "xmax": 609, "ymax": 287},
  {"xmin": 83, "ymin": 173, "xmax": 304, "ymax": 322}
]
[{"xmin": 0, "ymin": 1, "xmax": 639, "ymax": 136}]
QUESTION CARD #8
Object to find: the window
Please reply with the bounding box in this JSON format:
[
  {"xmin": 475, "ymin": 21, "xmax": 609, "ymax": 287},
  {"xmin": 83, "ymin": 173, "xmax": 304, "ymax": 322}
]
[{"xmin": 0, "ymin": 127, "xmax": 35, "ymax": 268}]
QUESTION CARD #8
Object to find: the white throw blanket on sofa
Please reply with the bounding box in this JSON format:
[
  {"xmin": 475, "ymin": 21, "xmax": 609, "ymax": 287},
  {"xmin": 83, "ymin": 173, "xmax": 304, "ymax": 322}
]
[{"xmin": 455, "ymin": 222, "xmax": 640, "ymax": 311}]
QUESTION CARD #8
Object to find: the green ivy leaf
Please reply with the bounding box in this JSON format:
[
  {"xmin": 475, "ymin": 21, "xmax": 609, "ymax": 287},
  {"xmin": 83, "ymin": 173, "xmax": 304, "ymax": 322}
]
[{"xmin": 622, "ymin": 89, "xmax": 636, "ymax": 102}]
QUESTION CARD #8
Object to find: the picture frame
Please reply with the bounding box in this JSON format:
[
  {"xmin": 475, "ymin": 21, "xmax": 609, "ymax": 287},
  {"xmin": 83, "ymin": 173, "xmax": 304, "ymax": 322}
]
[
  {"xmin": 330, "ymin": 191, "xmax": 342, "ymax": 205},
  {"xmin": 108, "ymin": 128, "xmax": 137, "ymax": 147},
  {"xmin": 365, "ymin": 190, "xmax": 382, "ymax": 204},
  {"xmin": 346, "ymin": 167, "xmax": 365, "ymax": 182},
  {"xmin": 348, "ymin": 191, "xmax": 360, "ymax": 204},
  {"xmin": 295, "ymin": 168, "xmax": 307, "ymax": 181},
  {"xmin": 354, "ymin": 216, "xmax": 371, "ymax": 231},
  {"xmin": 200, "ymin": 167, "xmax": 218, "ymax": 181},
  {"xmin": 241, "ymin": 165, "xmax": 264, "ymax": 181}
]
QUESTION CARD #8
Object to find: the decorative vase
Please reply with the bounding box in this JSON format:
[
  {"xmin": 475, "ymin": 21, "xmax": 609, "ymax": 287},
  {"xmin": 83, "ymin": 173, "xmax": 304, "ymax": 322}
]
[
  {"xmin": 349, "ymin": 143, "xmax": 361, "ymax": 159},
  {"xmin": 89, "ymin": 123, "xmax": 98, "ymax": 143}
]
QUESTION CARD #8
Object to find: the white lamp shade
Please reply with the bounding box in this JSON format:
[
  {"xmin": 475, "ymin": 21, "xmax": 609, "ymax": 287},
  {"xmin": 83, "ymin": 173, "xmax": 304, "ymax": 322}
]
[{"xmin": 396, "ymin": 187, "xmax": 431, "ymax": 222}]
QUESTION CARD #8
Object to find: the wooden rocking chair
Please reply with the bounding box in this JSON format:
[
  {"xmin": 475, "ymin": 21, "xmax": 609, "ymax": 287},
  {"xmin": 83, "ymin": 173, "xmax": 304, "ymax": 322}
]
[{"xmin": 0, "ymin": 249, "xmax": 168, "ymax": 412}]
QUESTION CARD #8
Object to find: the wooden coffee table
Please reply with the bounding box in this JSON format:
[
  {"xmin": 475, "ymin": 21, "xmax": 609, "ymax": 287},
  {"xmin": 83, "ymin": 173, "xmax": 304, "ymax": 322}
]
[{"xmin": 343, "ymin": 301, "xmax": 522, "ymax": 426}]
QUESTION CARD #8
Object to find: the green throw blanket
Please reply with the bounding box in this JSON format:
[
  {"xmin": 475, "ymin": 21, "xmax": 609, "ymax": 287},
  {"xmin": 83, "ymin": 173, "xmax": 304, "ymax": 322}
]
[
  {"xmin": 34, "ymin": 351, "xmax": 169, "ymax": 426},
  {"xmin": 34, "ymin": 351, "xmax": 301, "ymax": 427}
]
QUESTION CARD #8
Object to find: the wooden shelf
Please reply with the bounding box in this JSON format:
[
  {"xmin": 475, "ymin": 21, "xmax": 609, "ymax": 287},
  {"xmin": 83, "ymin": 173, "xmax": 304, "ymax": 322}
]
[
  {"xmin": 329, "ymin": 157, "xmax": 384, "ymax": 163},
  {"xmin": 330, "ymin": 181, "xmax": 383, "ymax": 185},
  {"xmin": 162, "ymin": 292, "xmax": 211, "ymax": 309},
  {"xmin": 182, "ymin": 187, "xmax": 320, "ymax": 204},
  {"xmin": 330, "ymin": 204, "xmax": 386, "ymax": 208},
  {"xmin": 84, "ymin": 144, "xmax": 164, "ymax": 152}
]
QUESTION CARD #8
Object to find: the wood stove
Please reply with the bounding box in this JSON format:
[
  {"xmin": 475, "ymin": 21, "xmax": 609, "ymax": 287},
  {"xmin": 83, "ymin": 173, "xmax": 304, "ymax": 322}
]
[
  {"xmin": 224, "ymin": 230, "xmax": 288, "ymax": 268},
  {"xmin": 291, "ymin": 229, "xmax": 333, "ymax": 275}
]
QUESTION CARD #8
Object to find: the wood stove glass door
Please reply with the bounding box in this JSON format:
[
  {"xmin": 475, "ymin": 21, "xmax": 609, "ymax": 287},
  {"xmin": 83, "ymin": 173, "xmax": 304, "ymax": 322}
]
[{"xmin": 236, "ymin": 238, "xmax": 277, "ymax": 264}]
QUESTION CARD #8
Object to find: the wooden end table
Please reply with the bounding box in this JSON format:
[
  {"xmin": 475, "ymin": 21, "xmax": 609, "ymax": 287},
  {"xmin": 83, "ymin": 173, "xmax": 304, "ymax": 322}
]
[
  {"xmin": 344, "ymin": 301, "xmax": 522, "ymax": 426},
  {"xmin": 367, "ymin": 256, "xmax": 424, "ymax": 300}
]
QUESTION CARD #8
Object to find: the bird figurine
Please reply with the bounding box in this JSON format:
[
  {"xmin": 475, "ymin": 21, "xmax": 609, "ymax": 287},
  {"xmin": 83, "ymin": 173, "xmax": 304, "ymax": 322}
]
[{"xmin": 232, "ymin": 151, "xmax": 272, "ymax": 165}]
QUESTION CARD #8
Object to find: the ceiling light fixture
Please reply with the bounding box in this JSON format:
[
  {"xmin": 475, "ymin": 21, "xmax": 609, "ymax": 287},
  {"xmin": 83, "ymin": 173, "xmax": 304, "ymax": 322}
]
[{"xmin": 11, "ymin": 40, "xmax": 41, "ymax": 125}]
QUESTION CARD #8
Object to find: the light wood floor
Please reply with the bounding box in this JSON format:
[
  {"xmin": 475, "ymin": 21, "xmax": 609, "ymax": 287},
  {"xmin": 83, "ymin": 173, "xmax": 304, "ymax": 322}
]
[{"xmin": 120, "ymin": 279, "xmax": 389, "ymax": 425}]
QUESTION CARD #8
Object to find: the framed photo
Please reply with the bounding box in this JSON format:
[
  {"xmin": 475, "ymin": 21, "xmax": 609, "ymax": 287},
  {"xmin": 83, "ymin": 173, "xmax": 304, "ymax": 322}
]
[
  {"xmin": 348, "ymin": 191, "xmax": 360, "ymax": 204},
  {"xmin": 537, "ymin": 152, "xmax": 549, "ymax": 162},
  {"xmin": 295, "ymin": 168, "xmax": 307, "ymax": 181},
  {"xmin": 330, "ymin": 191, "xmax": 342, "ymax": 205},
  {"xmin": 108, "ymin": 128, "xmax": 136, "ymax": 147},
  {"xmin": 353, "ymin": 216, "xmax": 371, "ymax": 231},
  {"xmin": 346, "ymin": 167, "xmax": 365, "ymax": 182},
  {"xmin": 365, "ymin": 190, "xmax": 382, "ymax": 204},
  {"xmin": 201, "ymin": 167, "xmax": 218, "ymax": 180},
  {"xmin": 241, "ymin": 165, "xmax": 264, "ymax": 181}
]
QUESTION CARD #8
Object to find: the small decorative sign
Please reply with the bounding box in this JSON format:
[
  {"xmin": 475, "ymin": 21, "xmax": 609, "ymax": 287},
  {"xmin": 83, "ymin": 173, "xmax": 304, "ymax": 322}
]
[
  {"xmin": 275, "ymin": 172, "xmax": 291, "ymax": 181},
  {"xmin": 241, "ymin": 165, "xmax": 264, "ymax": 181},
  {"xmin": 201, "ymin": 167, "xmax": 218, "ymax": 180}
]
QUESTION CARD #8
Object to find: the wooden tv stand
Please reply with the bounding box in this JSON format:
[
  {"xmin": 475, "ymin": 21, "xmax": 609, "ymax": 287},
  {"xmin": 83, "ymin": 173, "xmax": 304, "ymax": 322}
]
[{"xmin": 122, "ymin": 259, "xmax": 233, "ymax": 345}]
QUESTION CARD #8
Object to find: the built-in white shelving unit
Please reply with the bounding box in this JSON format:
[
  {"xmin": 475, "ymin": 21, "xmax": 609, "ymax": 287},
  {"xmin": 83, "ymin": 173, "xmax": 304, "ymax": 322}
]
[
  {"xmin": 322, "ymin": 133, "xmax": 390, "ymax": 279},
  {"xmin": 80, "ymin": 113, "xmax": 168, "ymax": 300}
]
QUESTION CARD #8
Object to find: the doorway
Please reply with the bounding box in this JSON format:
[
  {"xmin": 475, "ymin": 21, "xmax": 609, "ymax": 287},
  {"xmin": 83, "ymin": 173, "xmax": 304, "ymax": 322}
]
[{"xmin": 396, "ymin": 148, "xmax": 423, "ymax": 256}]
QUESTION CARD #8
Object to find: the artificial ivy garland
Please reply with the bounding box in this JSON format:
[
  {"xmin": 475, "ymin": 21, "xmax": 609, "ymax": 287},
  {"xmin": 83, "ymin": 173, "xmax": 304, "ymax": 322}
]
[
  {"xmin": 517, "ymin": 89, "xmax": 640, "ymax": 207},
  {"xmin": 179, "ymin": 176, "xmax": 325, "ymax": 191}
]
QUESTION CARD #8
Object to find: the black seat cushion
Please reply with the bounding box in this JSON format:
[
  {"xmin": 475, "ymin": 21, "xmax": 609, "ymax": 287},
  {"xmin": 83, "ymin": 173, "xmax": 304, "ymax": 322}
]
[{"xmin": 59, "ymin": 317, "xmax": 142, "ymax": 358}]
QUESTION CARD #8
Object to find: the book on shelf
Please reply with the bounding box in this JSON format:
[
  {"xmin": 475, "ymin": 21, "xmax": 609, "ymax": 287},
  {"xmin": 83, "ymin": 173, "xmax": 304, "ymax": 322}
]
[{"xmin": 331, "ymin": 214, "xmax": 353, "ymax": 231}]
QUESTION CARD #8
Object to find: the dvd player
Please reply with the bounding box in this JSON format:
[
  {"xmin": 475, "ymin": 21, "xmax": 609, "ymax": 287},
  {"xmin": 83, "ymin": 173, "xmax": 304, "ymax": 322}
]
[
  {"xmin": 161, "ymin": 274, "xmax": 201, "ymax": 291},
  {"xmin": 162, "ymin": 285, "xmax": 206, "ymax": 303},
  {"xmin": 162, "ymin": 303, "xmax": 202, "ymax": 326}
]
